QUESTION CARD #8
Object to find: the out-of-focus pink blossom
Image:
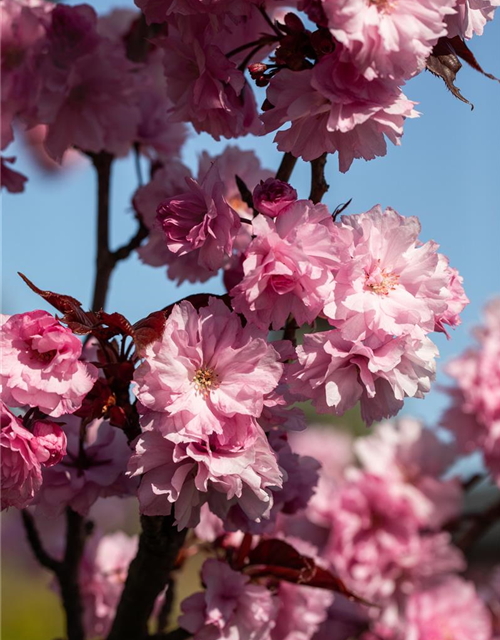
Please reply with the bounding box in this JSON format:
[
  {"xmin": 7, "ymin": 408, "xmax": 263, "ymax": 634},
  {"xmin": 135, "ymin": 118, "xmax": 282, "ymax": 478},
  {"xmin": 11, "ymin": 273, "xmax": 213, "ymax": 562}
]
[
  {"xmin": 0, "ymin": 310, "xmax": 98, "ymax": 418},
  {"xmin": 288, "ymin": 330, "xmax": 437, "ymax": 426},
  {"xmin": 323, "ymin": 207, "xmax": 466, "ymax": 342},
  {"xmin": 404, "ymin": 576, "xmax": 492, "ymax": 640},
  {"xmin": 31, "ymin": 420, "xmax": 67, "ymax": 467},
  {"xmin": 446, "ymin": 0, "xmax": 500, "ymax": 39},
  {"xmin": 1, "ymin": 156, "xmax": 28, "ymax": 193},
  {"xmin": 253, "ymin": 179, "xmax": 298, "ymax": 217},
  {"xmin": 137, "ymin": 0, "xmax": 256, "ymax": 24},
  {"xmin": 179, "ymin": 558, "xmax": 278, "ymax": 640},
  {"xmin": 354, "ymin": 418, "xmax": 463, "ymax": 528},
  {"xmin": 1, "ymin": 403, "xmax": 42, "ymax": 510},
  {"xmin": 134, "ymin": 298, "xmax": 282, "ymax": 436},
  {"xmin": 262, "ymin": 50, "xmax": 418, "ymax": 171},
  {"xmin": 272, "ymin": 582, "xmax": 333, "ymax": 640},
  {"xmin": 35, "ymin": 416, "xmax": 134, "ymax": 517},
  {"xmin": 231, "ymin": 200, "xmax": 348, "ymax": 330},
  {"xmin": 442, "ymin": 298, "xmax": 500, "ymax": 485},
  {"xmin": 79, "ymin": 532, "xmax": 139, "ymax": 639},
  {"xmin": 321, "ymin": 0, "xmax": 456, "ymax": 80},
  {"xmin": 156, "ymin": 164, "xmax": 241, "ymax": 272},
  {"xmin": 129, "ymin": 413, "xmax": 282, "ymax": 529},
  {"xmin": 433, "ymin": 257, "xmax": 469, "ymax": 337}
]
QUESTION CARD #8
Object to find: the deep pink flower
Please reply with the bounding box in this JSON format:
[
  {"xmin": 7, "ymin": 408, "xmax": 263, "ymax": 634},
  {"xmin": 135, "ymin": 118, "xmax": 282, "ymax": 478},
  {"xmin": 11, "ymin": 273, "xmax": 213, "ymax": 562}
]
[
  {"xmin": 179, "ymin": 558, "xmax": 278, "ymax": 640},
  {"xmin": 157, "ymin": 164, "xmax": 241, "ymax": 272},
  {"xmin": 133, "ymin": 161, "xmax": 216, "ymax": 285},
  {"xmin": 162, "ymin": 20, "xmax": 261, "ymax": 139},
  {"xmin": 321, "ymin": 0, "xmax": 456, "ymax": 80},
  {"xmin": 137, "ymin": 0, "xmax": 256, "ymax": 24},
  {"xmin": 0, "ymin": 310, "xmax": 98, "ymax": 417},
  {"xmin": 446, "ymin": 0, "xmax": 500, "ymax": 39},
  {"xmin": 262, "ymin": 50, "xmax": 418, "ymax": 171},
  {"xmin": 231, "ymin": 200, "xmax": 349, "ymax": 330},
  {"xmin": 0, "ymin": 403, "xmax": 42, "ymax": 510},
  {"xmin": 31, "ymin": 420, "xmax": 67, "ymax": 467},
  {"xmin": 323, "ymin": 206, "xmax": 465, "ymax": 342},
  {"xmin": 354, "ymin": 418, "xmax": 462, "ymax": 528},
  {"xmin": 405, "ymin": 576, "xmax": 492, "ymax": 640},
  {"xmin": 288, "ymin": 330, "xmax": 437, "ymax": 426},
  {"xmin": 134, "ymin": 298, "xmax": 283, "ymax": 436},
  {"xmin": 128, "ymin": 416, "xmax": 283, "ymax": 529},
  {"xmin": 35, "ymin": 416, "xmax": 134, "ymax": 517},
  {"xmin": 253, "ymin": 179, "xmax": 298, "ymax": 217},
  {"xmin": 1, "ymin": 156, "xmax": 28, "ymax": 193}
]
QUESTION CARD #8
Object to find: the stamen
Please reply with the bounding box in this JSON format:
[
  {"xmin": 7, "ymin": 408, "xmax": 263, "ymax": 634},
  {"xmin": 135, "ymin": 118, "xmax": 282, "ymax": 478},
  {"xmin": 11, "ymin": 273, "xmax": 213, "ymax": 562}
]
[{"xmin": 193, "ymin": 367, "xmax": 219, "ymax": 396}]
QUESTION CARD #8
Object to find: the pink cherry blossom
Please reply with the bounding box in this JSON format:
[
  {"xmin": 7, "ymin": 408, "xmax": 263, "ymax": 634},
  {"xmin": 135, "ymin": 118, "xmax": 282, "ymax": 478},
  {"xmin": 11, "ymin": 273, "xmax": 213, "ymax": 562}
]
[
  {"xmin": 79, "ymin": 532, "xmax": 139, "ymax": 639},
  {"xmin": 1, "ymin": 156, "xmax": 28, "ymax": 193},
  {"xmin": 253, "ymin": 179, "xmax": 298, "ymax": 217},
  {"xmin": 262, "ymin": 50, "xmax": 418, "ymax": 171},
  {"xmin": 287, "ymin": 330, "xmax": 437, "ymax": 426},
  {"xmin": 442, "ymin": 298, "xmax": 500, "ymax": 485},
  {"xmin": 433, "ymin": 257, "xmax": 469, "ymax": 337},
  {"xmin": 323, "ymin": 206, "xmax": 466, "ymax": 342},
  {"xmin": 404, "ymin": 576, "xmax": 492, "ymax": 640},
  {"xmin": 446, "ymin": 0, "xmax": 500, "ymax": 39},
  {"xmin": 321, "ymin": 0, "xmax": 456, "ymax": 80},
  {"xmin": 31, "ymin": 420, "xmax": 67, "ymax": 467},
  {"xmin": 128, "ymin": 412, "xmax": 283, "ymax": 529},
  {"xmin": 1, "ymin": 403, "xmax": 42, "ymax": 510},
  {"xmin": 162, "ymin": 19, "xmax": 261, "ymax": 140},
  {"xmin": 133, "ymin": 161, "xmax": 216, "ymax": 285},
  {"xmin": 0, "ymin": 310, "xmax": 98, "ymax": 418},
  {"xmin": 156, "ymin": 164, "xmax": 241, "ymax": 272},
  {"xmin": 231, "ymin": 200, "xmax": 348, "ymax": 330},
  {"xmin": 134, "ymin": 298, "xmax": 283, "ymax": 436},
  {"xmin": 179, "ymin": 558, "xmax": 278, "ymax": 640},
  {"xmin": 272, "ymin": 582, "xmax": 333, "ymax": 640},
  {"xmin": 354, "ymin": 418, "xmax": 463, "ymax": 528},
  {"xmin": 35, "ymin": 416, "xmax": 134, "ymax": 517}
]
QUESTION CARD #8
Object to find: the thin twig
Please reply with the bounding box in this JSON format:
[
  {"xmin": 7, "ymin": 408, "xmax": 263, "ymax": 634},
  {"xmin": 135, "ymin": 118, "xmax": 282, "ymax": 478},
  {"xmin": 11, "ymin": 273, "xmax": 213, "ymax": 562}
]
[
  {"xmin": 112, "ymin": 220, "xmax": 149, "ymax": 263},
  {"xmin": 107, "ymin": 515, "xmax": 187, "ymax": 640},
  {"xmin": 258, "ymin": 5, "xmax": 282, "ymax": 37},
  {"xmin": 227, "ymin": 38, "xmax": 268, "ymax": 59},
  {"xmin": 309, "ymin": 153, "xmax": 329, "ymax": 204},
  {"xmin": 275, "ymin": 152, "xmax": 297, "ymax": 183},
  {"xmin": 134, "ymin": 143, "xmax": 144, "ymax": 187},
  {"xmin": 21, "ymin": 510, "xmax": 61, "ymax": 573}
]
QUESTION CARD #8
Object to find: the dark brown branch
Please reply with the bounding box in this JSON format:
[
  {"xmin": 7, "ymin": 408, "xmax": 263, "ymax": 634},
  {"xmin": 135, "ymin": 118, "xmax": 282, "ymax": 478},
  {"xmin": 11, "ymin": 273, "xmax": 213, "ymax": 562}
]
[
  {"xmin": 107, "ymin": 515, "xmax": 187, "ymax": 640},
  {"xmin": 22, "ymin": 510, "xmax": 61, "ymax": 573},
  {"xmin": 157, "ymin": 577, "xmax": 176, "ymax": 633},
  {"xmin": 456, "ymin": 497, "xmax": 500, "ymax": 552},
  {"xmin": 112, "ymin": 220, "xmax": 149, "ymax": 263},
  {"xmin": 22, "ymin": 508, "xmax": 86, "ymax": 640},
  {"xmin": 149, "ymin": 629, "xmax": 191, "ymax": 640},
  {"xmin": 275, "ymin": 152, "xmax": 297, "ymax": 183},
  {"xmin": 90, "ymin": 151, "xmax": 114, "ymax": 312},
  {"xmin": 283, "ymin": 315, "xmax": 299, "ymax": 348},
  {"xmin": 309, "ymin": 153, "xmax": 329, "ymax": 204}
]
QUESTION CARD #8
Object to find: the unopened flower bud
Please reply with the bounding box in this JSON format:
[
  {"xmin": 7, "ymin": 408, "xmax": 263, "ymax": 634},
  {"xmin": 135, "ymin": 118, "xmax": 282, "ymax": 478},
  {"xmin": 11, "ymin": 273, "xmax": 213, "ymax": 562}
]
[{"xmin": 253, "ymin": 178, "xmax": 298, "ymax": 217}]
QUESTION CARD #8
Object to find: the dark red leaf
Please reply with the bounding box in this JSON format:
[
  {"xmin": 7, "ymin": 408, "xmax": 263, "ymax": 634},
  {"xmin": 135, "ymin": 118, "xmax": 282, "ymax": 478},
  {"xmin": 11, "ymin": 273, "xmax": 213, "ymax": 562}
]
[
  {"xmin": 133, "ymin": 310, "xmax": 166, "ymax": 353},
  {"xmin": 246, "ymin": 539, "xmax": 369, "ymax": 604},
  {"xmin": 448, "ymin": 35, "xmax": 500, "ymax": 83},
  {"xmin": 426, "ymin": 38, "xmax": 472, "ymax": 108},
  {"xmin": 19, "ymin": 272, "xmax": 98, "ymax": 333},
  {"xmin": 98, "ymin": 311, "xmax": 135, "ymax": 340}
]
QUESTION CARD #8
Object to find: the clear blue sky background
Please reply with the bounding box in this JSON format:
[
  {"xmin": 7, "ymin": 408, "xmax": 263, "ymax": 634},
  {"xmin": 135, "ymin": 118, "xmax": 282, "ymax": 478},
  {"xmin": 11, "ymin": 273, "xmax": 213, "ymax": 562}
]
[{"xmin": 2, "ymin": 0, "xmax": 499, "ymax": 425}]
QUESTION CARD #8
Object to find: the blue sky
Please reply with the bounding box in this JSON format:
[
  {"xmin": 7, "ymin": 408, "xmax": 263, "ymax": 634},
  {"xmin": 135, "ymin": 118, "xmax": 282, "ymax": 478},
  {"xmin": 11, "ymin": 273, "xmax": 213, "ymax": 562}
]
[{"xmin": 2, "ymin": 0, "xmax": 499, "ymax": 425}]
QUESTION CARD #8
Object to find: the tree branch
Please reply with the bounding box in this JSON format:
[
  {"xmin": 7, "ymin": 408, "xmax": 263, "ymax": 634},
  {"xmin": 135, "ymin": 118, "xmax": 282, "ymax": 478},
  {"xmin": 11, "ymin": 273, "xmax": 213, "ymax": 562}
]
[
  {"xmin": 275, "ymin": 152, "xmax": 297, "ymax": 183},
  {"xmin": 89, "ymin": 151, "xmax": 114, "ymax": 312},
  {"xmin": 309, "ymin": 153, "xmax": 329, "ymax": 204},
  {"xmin": 21, "ymin": 510, "xmax": 61, "ymax": 573},
  {"xmin": 107, "ymin": 515, "xmax": 187, "ymax": 640}
]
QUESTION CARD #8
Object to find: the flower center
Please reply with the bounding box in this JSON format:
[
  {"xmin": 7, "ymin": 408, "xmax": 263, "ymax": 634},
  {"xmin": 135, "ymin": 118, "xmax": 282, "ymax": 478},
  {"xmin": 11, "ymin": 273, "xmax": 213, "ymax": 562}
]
[
  {"xmin": 193, "ymin": 367, "xmax": 219, "ymax": 396},
  {"xmin": 364, "ymin": 262, "xmax": 399, "ymax": 296},
  {"xmin": 368, "ymin": 0, "xmax": 396, "ymax": 12}
]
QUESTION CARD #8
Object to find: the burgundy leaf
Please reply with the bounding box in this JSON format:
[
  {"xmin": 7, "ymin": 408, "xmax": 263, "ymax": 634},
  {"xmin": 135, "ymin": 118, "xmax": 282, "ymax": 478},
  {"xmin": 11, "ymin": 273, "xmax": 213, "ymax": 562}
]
[
  {"xmin": 448, "ymin": 35, "xmax": 500, "ymax": 83},
  {"xmin": 133, "ymin": 310, "xmax": 166, "ymax": 353},
  {"xmin": 426, "ymin": 38, "xmax": 472, "ymax": 108}
]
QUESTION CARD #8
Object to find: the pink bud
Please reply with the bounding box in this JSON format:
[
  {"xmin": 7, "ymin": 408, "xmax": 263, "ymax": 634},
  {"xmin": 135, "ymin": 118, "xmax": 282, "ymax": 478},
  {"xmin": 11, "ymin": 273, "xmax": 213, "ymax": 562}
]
[
  {"xmin": 32, "ymin": 421, "xmax": 67, "ymax": 467},
  {"xmin": 253, "ymin": 178, "xmax": 298, "ymax": 217}
]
